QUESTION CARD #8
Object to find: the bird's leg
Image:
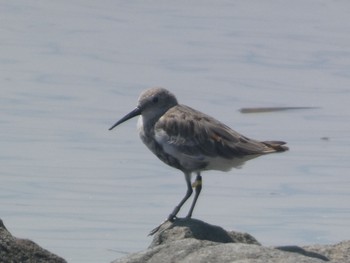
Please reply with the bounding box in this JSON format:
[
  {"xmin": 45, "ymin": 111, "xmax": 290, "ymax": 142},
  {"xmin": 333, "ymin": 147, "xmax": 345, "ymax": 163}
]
[
  {"xmin": 167, "ymin": 172, "xmax": 193, "ymax": 222},
  {"xmin": 186, "ymin": 172, "xmax": 202, "ymax": 218},
  {"xmin": 148, "ymin": 173, "xmax": 193, "ymax": 236}
]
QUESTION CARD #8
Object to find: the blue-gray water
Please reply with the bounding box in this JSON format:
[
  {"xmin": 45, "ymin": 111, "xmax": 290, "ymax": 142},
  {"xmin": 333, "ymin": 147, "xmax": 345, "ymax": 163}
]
[{"xmin": 1, "ymin": 1, "xmax": 350, "ymax": 262}]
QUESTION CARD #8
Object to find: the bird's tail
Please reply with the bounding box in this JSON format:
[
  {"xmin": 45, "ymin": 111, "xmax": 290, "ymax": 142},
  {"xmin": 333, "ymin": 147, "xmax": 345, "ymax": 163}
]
[{"xmin": 262, "ymin": 141, "xmax": 289, "ymax": 152}]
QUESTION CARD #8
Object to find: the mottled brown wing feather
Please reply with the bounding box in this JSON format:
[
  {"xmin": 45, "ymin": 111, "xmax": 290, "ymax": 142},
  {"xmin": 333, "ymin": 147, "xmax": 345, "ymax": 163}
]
[{"xmin": 155, "ymin": 105, "xmax": 282, "ymax": 159}]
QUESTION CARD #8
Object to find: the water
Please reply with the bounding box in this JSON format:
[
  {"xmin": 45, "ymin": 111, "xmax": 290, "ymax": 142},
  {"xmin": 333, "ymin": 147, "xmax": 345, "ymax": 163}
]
[{"xmin": 1, "ymin": 1, "xmax": 350, "ymax": 262}]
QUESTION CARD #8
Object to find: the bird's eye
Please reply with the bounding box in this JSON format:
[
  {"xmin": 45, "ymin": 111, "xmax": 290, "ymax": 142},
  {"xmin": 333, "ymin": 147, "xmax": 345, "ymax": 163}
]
[{"xmin": 152, "ymin": 96, "xmax": 159, "ymax": 103}]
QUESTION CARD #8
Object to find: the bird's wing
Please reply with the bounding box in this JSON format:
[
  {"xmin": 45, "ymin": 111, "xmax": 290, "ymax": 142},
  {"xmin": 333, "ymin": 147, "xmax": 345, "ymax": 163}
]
[{"xmin": 154, "ymin": 105, "xmax": 275, "ymax": 161}]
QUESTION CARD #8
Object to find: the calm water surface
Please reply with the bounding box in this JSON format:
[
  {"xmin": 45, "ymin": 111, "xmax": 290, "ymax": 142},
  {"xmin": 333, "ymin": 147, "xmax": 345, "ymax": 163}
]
[{"xmin": 1, "ymin": 1, "xmax": 350, "ymax": 262}]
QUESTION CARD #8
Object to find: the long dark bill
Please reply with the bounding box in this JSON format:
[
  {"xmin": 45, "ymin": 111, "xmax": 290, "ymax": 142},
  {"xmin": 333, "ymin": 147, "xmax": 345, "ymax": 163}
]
[{"xmin": 109, "ymin": 107, "xmax": 141, "ymax": 130}]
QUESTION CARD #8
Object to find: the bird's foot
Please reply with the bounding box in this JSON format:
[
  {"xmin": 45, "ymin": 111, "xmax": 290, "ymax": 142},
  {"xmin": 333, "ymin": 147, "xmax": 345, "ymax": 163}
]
[{"xmin": 148, "ymin": 216, "xmax": 177, "ymax": 236}]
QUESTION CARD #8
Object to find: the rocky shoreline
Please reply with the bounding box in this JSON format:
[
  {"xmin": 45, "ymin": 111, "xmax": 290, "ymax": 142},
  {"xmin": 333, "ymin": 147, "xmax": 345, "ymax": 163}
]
[{"xmin": 1, "ymin": 218, "xmax": 349, "ymax": 263}]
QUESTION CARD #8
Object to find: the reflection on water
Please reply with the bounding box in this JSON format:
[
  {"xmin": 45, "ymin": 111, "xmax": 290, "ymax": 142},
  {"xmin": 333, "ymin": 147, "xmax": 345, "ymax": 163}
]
[{"xmin": 1, "ymin": 1, "xmax": 350, "ymax": 262}]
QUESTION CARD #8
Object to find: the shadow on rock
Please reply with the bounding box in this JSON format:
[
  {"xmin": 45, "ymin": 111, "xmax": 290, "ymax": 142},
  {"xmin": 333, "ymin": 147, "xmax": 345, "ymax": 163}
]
[{"xmin": 150, "ymin": 217, "xmax": 260, "ymax": 248}]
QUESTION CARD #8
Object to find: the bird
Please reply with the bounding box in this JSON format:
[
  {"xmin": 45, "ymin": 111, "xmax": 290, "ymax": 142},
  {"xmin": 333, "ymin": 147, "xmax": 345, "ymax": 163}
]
[{"xmin": 109, "ymin": 87, "xmax": 288, "ymax": 234}]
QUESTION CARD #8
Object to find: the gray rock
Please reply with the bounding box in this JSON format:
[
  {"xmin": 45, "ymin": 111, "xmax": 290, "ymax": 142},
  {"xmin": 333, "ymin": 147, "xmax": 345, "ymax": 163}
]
[
  {"xmin": 0, "ymin": 219, "xmax": 66, "ymax": 263},
  {"xmin": 303, "ymin": 241, "xmax": 350, "ymax": 262},
  {"xmin": 149, "ymin": 218, "xmax": 260, "ymax": 248},
  {"xmin": 113, "ymin": 239, "xmax": 327, "ymax": 263},
  {"xmin": 113, "ymin": 218, "xmax": 350, "ymax": 263}
]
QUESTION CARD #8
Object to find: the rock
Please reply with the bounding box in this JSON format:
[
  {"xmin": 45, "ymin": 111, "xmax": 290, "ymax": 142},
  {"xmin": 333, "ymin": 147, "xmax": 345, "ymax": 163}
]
[
  {"xmin": 2, "ymin": 217, "xmax": 349, "ymax": 263},
  {"xmin": 112, "ymin": 218, "xmax": 350, "ymax": 263},
  {"xmin": 303, "ymin": 241, "xmax": 350, "ymax": 262},
  {"xmin": 115, "ymin": 239, "xmax": 328, "ymax": 263},
  {"xmin": 0, "ymin": 219, "xmax": 66, "ymax": 263},
  {"xmin": 149, "ymin": 218, "xmax": 260, "ymax": 248}
]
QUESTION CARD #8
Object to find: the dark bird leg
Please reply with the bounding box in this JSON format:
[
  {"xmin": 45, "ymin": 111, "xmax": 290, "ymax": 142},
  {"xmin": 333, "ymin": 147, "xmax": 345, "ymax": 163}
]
[
  {"xmin": 186, "ymin": 172, "xmax": 202, "ymax": 218},
  {"xmin": 149, "ymin": 172, "xmax": 193, "ymax": 236},
  {"xmin": 167, "ymin": 172, "xmax": 193, "ymax": 221}
]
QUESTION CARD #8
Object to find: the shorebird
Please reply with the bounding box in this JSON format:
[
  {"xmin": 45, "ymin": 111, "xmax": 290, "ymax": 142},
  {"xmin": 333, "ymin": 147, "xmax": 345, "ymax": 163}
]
[{"xmin": 109, "ymin": 87, "xmax": 288, "ymax": 234}]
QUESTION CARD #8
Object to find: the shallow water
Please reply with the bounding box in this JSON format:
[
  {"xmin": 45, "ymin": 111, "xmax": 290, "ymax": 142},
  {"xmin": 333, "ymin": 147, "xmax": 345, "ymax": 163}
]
[{"xmin": 1, "ymin": 1, "xmax": 350, "ymax": 262}]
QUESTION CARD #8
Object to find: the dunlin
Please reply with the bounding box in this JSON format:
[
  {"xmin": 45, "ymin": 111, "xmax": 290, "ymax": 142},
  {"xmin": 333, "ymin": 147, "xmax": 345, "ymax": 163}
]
[{"xmin": 109, "ymin": 87, "xmax": 288, "ymax": 234}]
